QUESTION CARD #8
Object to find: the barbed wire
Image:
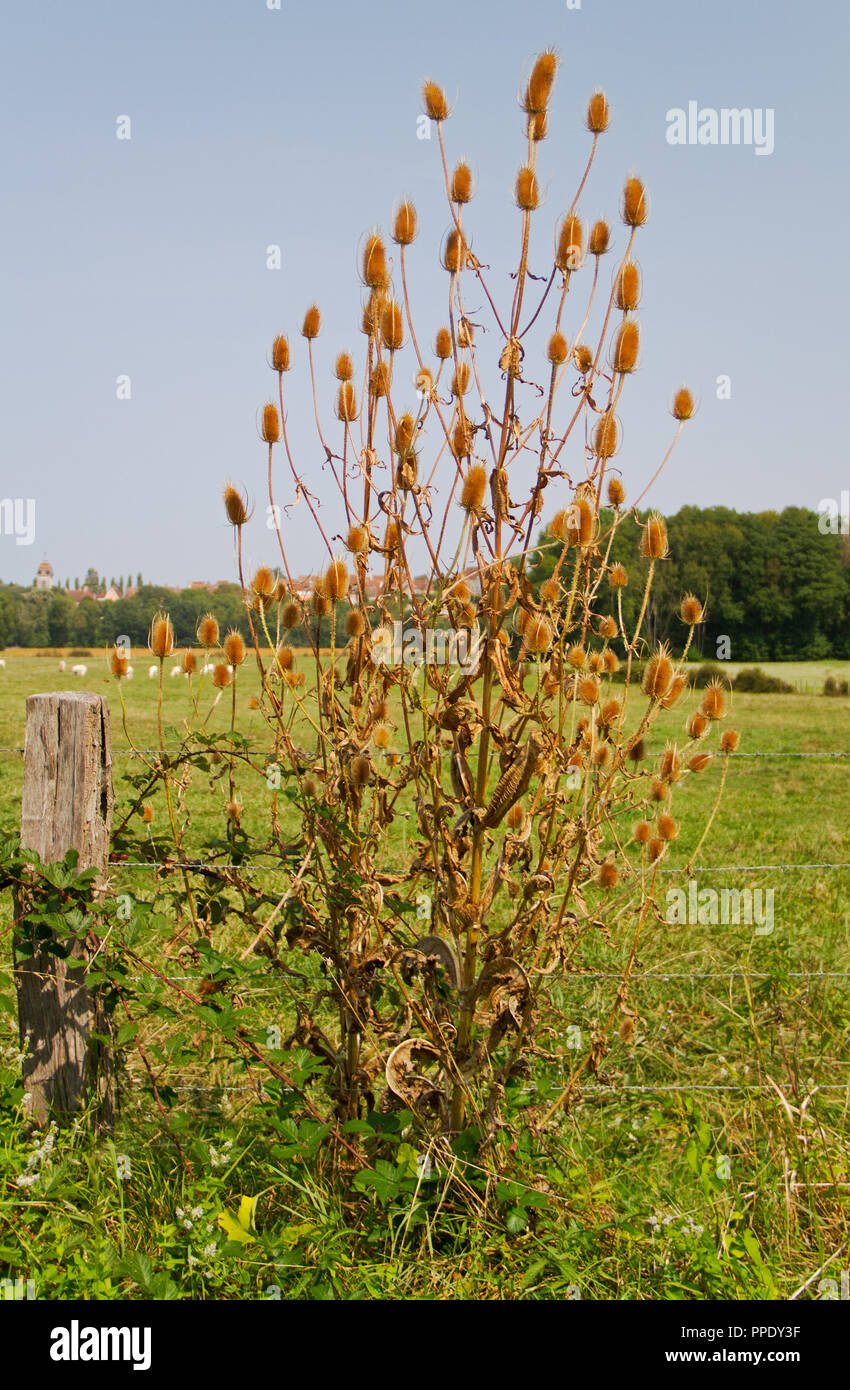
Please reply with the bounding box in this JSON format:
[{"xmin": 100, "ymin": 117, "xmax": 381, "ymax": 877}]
[
  {"xmin": 0, "ymin": 746, "xmax": 848, "ymax": 759},
  {"xmin": 103, "ymin": 858, "xmax": 850, "ymax": 873}
]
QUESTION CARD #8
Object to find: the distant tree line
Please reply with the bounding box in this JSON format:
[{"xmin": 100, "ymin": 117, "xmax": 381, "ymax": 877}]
[{"xmin": 1, "ymin": 506, "xmax": 848, "ymax": 660}]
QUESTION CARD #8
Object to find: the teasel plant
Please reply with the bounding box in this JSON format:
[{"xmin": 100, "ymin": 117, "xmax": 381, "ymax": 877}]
[{"xmin": 136, "ymin": 51, "xmax": 741, "ymax": 1157}]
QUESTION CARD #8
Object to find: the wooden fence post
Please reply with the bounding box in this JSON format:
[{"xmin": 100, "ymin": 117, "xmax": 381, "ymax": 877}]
[{"xmin": 13, "ymin": 691, "xmax": 115, "ymax": 1129}]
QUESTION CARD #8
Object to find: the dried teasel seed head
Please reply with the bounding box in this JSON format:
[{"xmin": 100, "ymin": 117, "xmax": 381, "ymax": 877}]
[
  {"xmin": 247, "ymin": 695, "xmax": 259, "ymax": 710},
  {"xmin": 627, "ymin": 737, "xmax": 646, "ymax": 762},
  {"xmin": 272, "ymin": 579, "xmax": 287, "ymax": 604},
  {"xmin": 688, "ymin": 752, "xmax": 711, "ymax": 773},
  {"xmin": 578, "ymin": 675, "xmax": 600, "ymax": 705},
  {"xmin": 149, "ymin": 612, "xmax": 174, "ymax": 659},
  {"xmin": 657, "ymin": 812, "xmax": 678, "ymax": 842},
  {"xmin": 275, "ymin": 644, "xmax": 294, "ymax": 672},
  {"xmin": 647, "ymin": 837, "xmax": 664, "ymax": 863},
  {"xmin": 599, "ymin": 697, "xmax": 621, "ymax": 727},
  {"xmin": 373, "ymin": 724, "xmax": 391, "ymax": 750},
  {"xmin": 506, "ymin": 802, "xmax": 526, "ymax": 831},
  {"xmin": 567, "ymin": 644, "xmax": 586, "ymax": 669},
  {"xmin": 515, "ymin": 166, "xmax": 540, "ymax": 212},
  {"xmin": 226, "ymin": 799, "xmax": 242, "ymax": 826},
  {"xmin": 362, "ymin": 233, "xmax": 389, "ymax": 290},
  {"xmin": 262, "ymin": 401, "xmax": 280, "ymax": 443},
  {"xmin": 525, "ymin": 616, "xmax": 554, "ymax": 653},
  {"xmin": 325, "ymin": 558, "xmax": 349, "ymax": 602},
  {"xmin": 588, "ymin": 651, "xmax": 603, "ymax": 673},
  {"xmin": 384, "ymin": 520, "xmax": 400, "ymax": 552},
  {"xmin": 301, "ymin": 304, "xmax": 321, "ymax": 339},
  {"xmin": 523, "ymin": 49, "xmax": 559, "ymax": 115},
  {"xmin": 181, "ymin": 651, "xmax": 197, "ymax": 675},
  {"xmin": 540, "ymin": 577, "xmax": 561, "ymax": 604},
  {"xmin": 311, "ymin": 579, "xmax": 332, "ymax": 616},
  {"xmin": 700, "ymin": 679, "xmax": 727, "ymax": 721},
  {"xmin": 598, "ymin": 860, "xmax": 619, "ymax": 889},
  {"xmin": 272, "ymin": 334, "xmax": 291, "ymax": 372},
  {"xmin": 643, "ymin": 645, "xmax": 674, "ymax": 701},
  {"xmin": 659, "ymin": 746, "xmax": 681, "ymax": 782},
  {"xmin": 586, "ymin": 89, "xmax": 610, "ymax": 134},
  {"xmin": 460, "ymin": 464, "xmax": 487, "ymax": 512},
  {"xmin": 350, "ymin": 754, "xmax": 371, "ymax": 788},
  {"xmin": 223, "ymin": 629, "xmax": 246, "ymax": 667},
  {"xmin": 369, "ymin": 362, "xmax": 391, "ymax": 398},
  {"xmin": 612, "ymin": 320, "xmax": 640, "ymax": 374},
  {"xmin": 680, "ymin": 593, "xmax": 705, "ymax": 625},
  {"xmin": 589, "ymin": 220, "xmax": 610, "ymax": 256},
  {"xmin": 609, "ymin": 562, "xmax": 628, "ymax": 588},
  {"xmin": 607, "ymin": 477, "xmax": 625, "ymax": 508},
  {"xmin": 212, "ymin": 662, "xmax": 231, "ymax": 689},
  {"xmin": 302, "ymin": 775, "xmax": 319, "ymax": 799},
  {"xmin": 452, "ymin": 579, "xmax": 471, "ymax": 604},
  {"xmin": 451, "ymin": 361, "xmax": 470, "ymax": 396},
  {"xmin": 567, "ymin": 497, "xmax": 597, "ymax": 546},
  {"xmin": 197, "ymin": 613, "xmax": 219, "ymax": 647},
  {"xmin": 649, "ymin": 778, "xmax": 666, "ymax": 801},
  {"xmin": 573, "ymin": 343, "xmax": 593, "ymax": 374},
  {"xmin": 598, "ymin": 614, "xmax": 618, "ymax": 640},
  {"xmin": 661, "ymin": 675, "xmax": 687, "ymax": 710},
  {"xmin": 110, "ymin": 647, "xmax": 128, "ymax": 678},
  {"xmin": 594, "ymin": 410, "xmax": 619, "ymax": 458},
  {"xmin": 603, "ymin": 649, "xmax": 619, "ymax": 674},
  {"xmin": 422, "ymin": 79, "xmax": 449, "ymax": 122},
  {"xmin": 336, "ymin": 382, "xmax": 358, "ymax": 422},
  {"xmin": 672, "ymin": 386, "xmax": 695, "ymax": 421},
  {"xmin": 361, "ymin": 291, "xmax": 385, "ymax": 337},
  {"xmin": 687, "ymin": 711, "xmax": 708, "ymax": 739},
  {"xmin": 392, "ymin": 199, "xmax": 418, "ymax": 246},
  {"xmin": 346, "ymin": 524, "xmax": 369, "ymax": 554},
  {"xmin": 528, "ymin": 110, "xmax": 548, "ymax": 142},
  {"xmin": 435, "ymin": 326, "xmax": 452, "ymax": 359},
  {"xmin": 547, "ymin": 331, "xmax": 568, "ymax": 365},
  {"xmin": 443, "ymin": 228, "xmax": 466, "ymax": 274},
  {"xmin": 720, "ymin": 729, "xmax": 740, "ymax": 754},
  {"xmin": 616, "ymin": 262, "xmax": 641, "ymax": 311},
  {"xmin": 452, "ymin": 418, "xmax": 473, "ymax": 459},
  {"xmin": 345, "ymin": 609, "xmax": 365, "ymax": 638},
  {"xmin": 334, "ymin": 351, "xmax": 354, "ymax": 381},
  {"xmin": 451, "ymin": 161, "xmax": 474, "ymax": 204},
  {"xmin": 640, "ymin": 512, "xmax": 669, "ymax": 560},
  {"xmin": 252, "ymin": 566, "xmax": 275, "ymax": 598},
  {"xmin": 555, "ymin": 214, "xmax": 583, "ymax": 273},
  {"xmin": 381, "ymin": 300, "xmax": 404, "ymax": 352},
  {"xmin": 141, "ymin": 802, "xmax": 154, "ymax": 824},
  {"xmin": 223, "ymin": 483, "xmax": 249, "ymax": 528},
  {"xmin": 622, "ymin": 175, "xmax": 648, "ymax": 227},
  {"xmin": 281, "ymin": 600, "xmax": 301, "ymax": 630}
]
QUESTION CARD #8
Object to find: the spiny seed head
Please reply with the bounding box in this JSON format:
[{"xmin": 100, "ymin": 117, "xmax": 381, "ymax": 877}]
[
  {"xmin": 451, "ymin": 161, "xmax": 474, "ymax": 203},
  {"xmin": 579, "ymin": 675, "xmax": 600, "ymax": 705},
  {"xmin": 661, "ymin": 675, "xmax": 686, "ymax": 709},
  {"xmin": 302, "ymin": 775, "xmax": 319, "ymax": 799},
  {"xmin": 588, "ymin": 651, "xmax": 603, "ymax": 673},
  {"xmin": 506, "ymin": 802, "xmax": 526, "ymax": 831},
  {"xmin": 373, "ymin": 724, "xmax": 391, "ymax": 750},
  {"xmin": 589, "ymin": 220, "xmax": 610, "ymax": 255},
  {"xmin": 528, "ymin": 110, "xmax": 548, "ymax": 142},
  {"xmin": 435, "ymin": 326, "xmax": 452, "ymax": 359},
  {"xmin": 720, "ymin": 729, "xmax": 740, "ymax": 753},
  {"xmin": 452, "ymin": 361, "xmax": 470, "ymax": 396},
  {"xmin": 547, "ymin": 331, "xmax": 568, "ymax": 365},
  {"xmin": 452, "ymin": 579, "xmax": 471, "ymax": 603},
  {"xmin": 335, "ymin": 351, "xmax": 354, "ymax": 381},
  {"xmin": 598, "ymin": 860, "xmax": 619, "ymax": 888},
  {"xmin": 281, "ymin": 600, "xmax": 301, "ymax": 629},
  {"xmin": 650, "ymin": 779, "xmax": 666, "ymax": 801},
  {"xmin": 540, "ymin": 577, "xmax": 561, "ymax": 604},
  {"xmin": 659, "ymin": 746, "xmax": 681, "ymax": 781},
  {"xmin": 182, "ymin": 651, "xmax": 197, "ymax": 675},
  {"xmin": 643, "ymin": 645, "xmax": 674, "ymax": 701},
  {"xmin": 622, "ymin": 176, "xmax": 648, "ymax": 227},
  {"xmin": 453, "ymin": 418, "xmax": 473, "ymax": 458},
  {"xmin": 198, "ymin": 613, "xmax": 219, "ymax": 647},
  {"xmin": 272, "ymin": 334, "xmax": 291, "ymax": 372},
  {"xmin": 640, "ymin": 512, "xmax": 669, "ymax": 560},
  {"xmin": 515, "ymin": 166, "xmax": 539, "ymax": 211},
  {"xmin": 361, "ymin": 291, "xmax": 385, "ymax": 337},
  {"xmin": 647, "ymin": 838, "xmax": 664, "ymax": 862},
  {"xmin": 460, "ymin": 464, "xmax": 487, "ymax": 512},
  {"xmin": 422, "ymin": 80, "xmax": 449, "ymax": 122},
  {"xmin": 443, "ymin": 228, "xmax": 465, "ymax": 273},
  {"xmin": 680, "ymin": 593, "xmax": 705, "ymax": 625},
  {"xmin": 599, "ymin": 697, "xmax": 621, "ymax": 726},
  {"xmin": 689, "ymin": 752, "xmax": 711, "ymax": 773},
  {"xmin": 351, "ymin": 754, "xmax": 371, "ymax": 788},
  {"xmin": 604, "ymin": 649, "xmax": 619, "ymax": 674},
  {"xmin": 247, "ymin": 695, "xmax": 259, "ymax": 709},
  {"xmin": 301, "ymin": 304, "xmax": 321, "ymax": 339},
  {"xmin": 612, "ymin": 320, "xmax": 640, "ymax": 374},
  {"xmin": 556, "ymin": 214, "xmax": 583, "ymax": 273},
  {"xmin": 700, "ymin": 679, "xmax": 727, "ymax": 721},
  {"xmin": 392, "ymin": 200, "xmax": 417, "ymax": 246},
  {"xmin": 336, "ymin": 382, "xmax": 358, "ymax": 422},
  {"xmin": 325, "ymin": 558, "xmax": 349, "ymax": 601},
  {"xmin": 616, "ymin": 262, "xmax": 641, "ymax": 311},
  {"xmin": 223, "ymin": 629, "xmax": 246, "ymax": 667},
  {"xmin": 384, "ymin": 520, "xmax": 400, "ymax": 551},
  {"xmin": 567, "ymin": 644, "xmax": 586, "ymax": 669},
  {"xmin": 523, "ymin": 49, "xmax": 559, "ymax": 114},
  {"xmin": 226, "ymin": 799, "xmax": 242, "ymax": 826},
  {"xmin": 252, "ymin": 566, "xmax": 275, "ymax": 598},
  {"xmin": 212, "ymin": 662, "xmax": 231, "ymax": 689},
  {"xmin": 573, "ymin": 343, "xmax": 593, "ymax": 374},
  {"xmin": 272, "ymin": 579, "xmax": 287, "ymax": 604},
  {"xmin": 369, "ymin": 362, "xmax": 391, "ymax": 398},
  {"xmin": 142, "ymin": 802, "xmax": 154, "ymax": 824},
  {"xmin": 567, "ymin": 497, "xmax": 597, "ymax": 546},
  {"xmin": 311, "ymin": 579, "xmax": 332, "ymax": 616},
  {"xmin": 345, "ymin": 609, "xmax": 365, "ymax": 638},
  {"xmin": 526, "ymin": 615, "xmax": 553, "ymax": 652},
  {"xmin": 223, "ymin": 483, "xmax": 248, "ymax": 527},
  {"xmin": 415, "ymin": 367, "xmax": 434, "ymax": 397},
  {"xmin": 607, "ymin": 477, "xmax": 625, "ymax": 507},
  {"xmin": 149, "ymin": 612, "xmax": 174, "ymax": 659},
  {"xmin": 110, "ymin": 647, "xmax": 128, "ymax": 678},
  {"xmin": 362, "ymin": 233, "xmax": 389, "ymax": 290},
  {"xmin": 672, "ymin": 386, "xmax": 695, "ymax": 420},
  {"xmin": 550, "ymin": 508, "xmax": 571, "ymax": 543},
  {"xmin": 586, "ymin": 89, "xmax": 610, "ymax": 134},
  {"xmin": 687, "ymin": 711, "xmax": 708, "ymax": 739},
  {"xmin": 598, "ymin": 614, "xmax": 618, "ymax": 639},
  {"xmin": 275, "ymin": 644, "xmax": 294, "ymax": 672},
  {"xmin": 381, "ymin": 300, "xmax": 404, "ymax": 351},
  {"xmin": 594, "ymin": 411, "xmax": 619, "ymax": 459},
  {"xmin": 628, "ymin": 736, "xmax": 646, "ymax": 762},
  {"xmin": 609, "ymin": 561, "xmax": 628, "ymax": 588},
  {"xmin": 657, "ymin": 812, "xmax": 678, "ymax": 841},
  {"xmin": 262, "ymin": 402, "xmax": 280, "ymax": 443}
]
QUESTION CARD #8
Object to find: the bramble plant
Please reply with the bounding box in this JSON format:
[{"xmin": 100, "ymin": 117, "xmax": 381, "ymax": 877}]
[{"xmin": 100, "ymin": 51, "xmax": 742, "ymax": 1163}]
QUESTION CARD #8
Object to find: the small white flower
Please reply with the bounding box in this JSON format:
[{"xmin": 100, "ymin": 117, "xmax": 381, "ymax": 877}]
[
  {"xmin": 187, "ymin": 1253, "xmax": 199, "ymax": 1268},
  {"xmin": 191, "ymin": 1206, "xmax": 204, "ymax": 1220},
  {"xmin": 203, "ymin": 1243, "xmax": 217, "ymax": 1259}
]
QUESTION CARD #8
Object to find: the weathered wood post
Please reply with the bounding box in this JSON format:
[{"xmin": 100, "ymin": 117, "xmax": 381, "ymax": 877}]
[{"xmin": 13, "ymin": 691, "xmax": 115, "ymax": 1128}]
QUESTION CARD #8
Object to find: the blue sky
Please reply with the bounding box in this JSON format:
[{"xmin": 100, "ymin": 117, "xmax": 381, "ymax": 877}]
[{"xmin": 1, "ymin": 0, "xmax": 847, "ymax": 587}]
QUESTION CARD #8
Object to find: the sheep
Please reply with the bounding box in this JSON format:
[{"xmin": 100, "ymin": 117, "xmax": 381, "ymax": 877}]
[
  {"xmin": 170, "ymin": 666, "xmax": 182, "ymax": 678},
  {"xmin": 203, "ymin": 663, "xmax": 215, "ymax": 675},
  {"xmin": 148, "ymin": 665, "xmax": 158, "ymax": 678},
  {"xmin": 71, "ymin": 664, "xmax": 87, "ymax": 677},
  {"xmin": 58, "ymin": 659, "xmax": 66, "ymax": 672},
  {"xmin": 0, "ymin": 658, "xmax": 6, "ymax": 669},
  {"xmin": 125, "ymin": 666, "xmax": 134, "ymax": 679}
]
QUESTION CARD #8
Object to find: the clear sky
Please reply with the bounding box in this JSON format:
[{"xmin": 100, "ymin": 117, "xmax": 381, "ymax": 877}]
[{"xmin": 1, "ymin": 0, "xmax": 847, "ymax": 589}]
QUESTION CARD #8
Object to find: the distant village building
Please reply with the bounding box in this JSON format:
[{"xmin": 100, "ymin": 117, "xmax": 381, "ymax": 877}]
[{"xmin": 35, "ymin": 560, "xmax": 53, "ymax": 591}]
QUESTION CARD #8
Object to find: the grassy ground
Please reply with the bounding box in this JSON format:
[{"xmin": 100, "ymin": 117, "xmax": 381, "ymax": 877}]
[{"xmin": 0, "ymin": 652, "xmax": 848, "ymax": 1299}]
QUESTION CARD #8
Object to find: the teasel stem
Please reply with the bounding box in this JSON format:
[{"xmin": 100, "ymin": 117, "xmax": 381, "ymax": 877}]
[
  {"xmin": 687, "ymin": 750, "xmax": 731, "ymax": 870},
  {"xmin": 155, "ymin": 655, "xmax": 203, "ymax": 937},
  {"xmin": 436, "ymin": 124, "xmax": 509, "ymax": 339}
]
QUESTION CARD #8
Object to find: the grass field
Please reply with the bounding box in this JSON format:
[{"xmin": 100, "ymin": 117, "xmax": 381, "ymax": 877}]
[{"xmin": 0, "ymin": 651, "xmax": 848, "ymax": 1299}]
